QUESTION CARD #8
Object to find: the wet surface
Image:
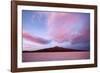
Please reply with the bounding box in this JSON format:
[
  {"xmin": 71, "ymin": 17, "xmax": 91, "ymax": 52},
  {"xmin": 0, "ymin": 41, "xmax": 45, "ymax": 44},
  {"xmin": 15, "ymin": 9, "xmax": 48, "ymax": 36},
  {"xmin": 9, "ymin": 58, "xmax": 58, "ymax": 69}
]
[{"xmin": 22, "ymin": 52, "xmax": 90, "ymax": 62}]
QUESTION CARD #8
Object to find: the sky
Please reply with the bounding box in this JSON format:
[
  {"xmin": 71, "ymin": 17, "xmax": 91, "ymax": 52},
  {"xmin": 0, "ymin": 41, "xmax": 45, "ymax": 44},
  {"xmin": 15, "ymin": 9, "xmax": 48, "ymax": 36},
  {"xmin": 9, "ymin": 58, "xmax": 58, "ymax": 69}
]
[{"xmin": 22, "ymin": 10, "xmax": 90, "ymax": 51}]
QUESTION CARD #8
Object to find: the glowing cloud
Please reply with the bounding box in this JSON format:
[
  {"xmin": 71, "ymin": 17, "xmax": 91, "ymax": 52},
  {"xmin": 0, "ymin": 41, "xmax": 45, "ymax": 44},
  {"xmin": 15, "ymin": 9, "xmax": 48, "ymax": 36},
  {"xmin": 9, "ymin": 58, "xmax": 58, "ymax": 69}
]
[
  {"xmin": 23, "ymin": 32, "xmax": 50, "ymax": 45},
  {"xmin": 22, "ymin": 10, "xmax": 90, "ymax": 51},
  {"xmin": 47, "ymin": 12, "xmax": 90, "ymax": 44}
]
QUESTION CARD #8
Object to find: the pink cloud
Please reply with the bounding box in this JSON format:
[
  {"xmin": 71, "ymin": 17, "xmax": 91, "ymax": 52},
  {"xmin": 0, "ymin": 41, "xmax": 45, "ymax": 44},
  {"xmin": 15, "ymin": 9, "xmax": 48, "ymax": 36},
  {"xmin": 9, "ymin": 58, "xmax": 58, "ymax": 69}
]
[
  {"xmin": 47, "ymin": 13, "xmax": 82, "ymax": 43},
  {"xmin": 71, "ymin": 29, "xmax": 90, "ymax": 44},
  {"xmin": 23, "ymin": 32, "xmax": 50, "ymax": 44}
]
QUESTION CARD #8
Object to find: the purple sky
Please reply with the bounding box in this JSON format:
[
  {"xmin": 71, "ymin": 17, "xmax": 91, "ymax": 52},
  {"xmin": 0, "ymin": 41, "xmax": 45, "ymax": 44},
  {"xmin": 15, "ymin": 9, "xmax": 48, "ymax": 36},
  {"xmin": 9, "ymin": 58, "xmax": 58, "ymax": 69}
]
[{"xmin": 22, "ymin": 10, "xmax": 90, "ymax": 51}]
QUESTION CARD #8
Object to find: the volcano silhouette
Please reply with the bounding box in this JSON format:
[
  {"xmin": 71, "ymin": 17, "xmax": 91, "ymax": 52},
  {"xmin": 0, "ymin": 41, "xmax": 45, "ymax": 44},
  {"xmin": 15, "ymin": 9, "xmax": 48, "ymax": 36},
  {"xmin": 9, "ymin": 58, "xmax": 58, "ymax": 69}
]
[{"xmin": 23, "ymin": 46, "xmax": 88, "ymax": 52}]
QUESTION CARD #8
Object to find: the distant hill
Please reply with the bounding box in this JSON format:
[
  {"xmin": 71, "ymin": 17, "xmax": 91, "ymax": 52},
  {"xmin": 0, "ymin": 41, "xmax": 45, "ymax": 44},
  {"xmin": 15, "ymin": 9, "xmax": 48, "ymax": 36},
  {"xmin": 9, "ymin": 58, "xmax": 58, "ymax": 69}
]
[{"xmin": 23, "ymin": 46, "xmax": 88, "ymax": 52}]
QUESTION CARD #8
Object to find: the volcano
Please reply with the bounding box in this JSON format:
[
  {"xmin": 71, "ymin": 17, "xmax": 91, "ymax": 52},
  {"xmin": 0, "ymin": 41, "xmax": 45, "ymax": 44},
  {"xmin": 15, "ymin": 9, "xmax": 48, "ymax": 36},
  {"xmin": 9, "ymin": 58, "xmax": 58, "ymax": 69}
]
[{"xmin": 23, "ymin": 46, "xmax": 88, "ymax": 52}]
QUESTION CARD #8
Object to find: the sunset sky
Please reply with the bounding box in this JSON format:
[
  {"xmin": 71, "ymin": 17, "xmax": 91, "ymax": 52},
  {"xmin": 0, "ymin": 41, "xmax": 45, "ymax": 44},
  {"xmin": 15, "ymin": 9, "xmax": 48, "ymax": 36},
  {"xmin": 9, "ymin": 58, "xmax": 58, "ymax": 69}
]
[{"xmin": 22, "ymin": 10, "xmax": 90, "ymax": 51}]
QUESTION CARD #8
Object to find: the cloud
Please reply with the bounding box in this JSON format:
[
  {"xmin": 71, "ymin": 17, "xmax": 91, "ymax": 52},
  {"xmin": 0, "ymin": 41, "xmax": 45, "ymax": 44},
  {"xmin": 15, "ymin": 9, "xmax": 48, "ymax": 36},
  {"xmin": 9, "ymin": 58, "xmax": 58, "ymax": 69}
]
[
  {"xmin": 71, "ymin": 28, "xmax": 90, "ymax": 44},
  {"xmin": 47, "ymin": 12, "xmax": 87, "ymax": 43},
  {"xmin": 23, "ymin": 11, "xmax": 90, "ymax": 50},
  {"xmin": 23, "ymin": 38, "xmax": 57, "ymax": 51},
  {"xmin": 46, "ymin": 12, "xmax": 90, "ymax": 50},
  {"xmin": 23, "ymin": 32, "xmax": 50, "ymax": 45}
]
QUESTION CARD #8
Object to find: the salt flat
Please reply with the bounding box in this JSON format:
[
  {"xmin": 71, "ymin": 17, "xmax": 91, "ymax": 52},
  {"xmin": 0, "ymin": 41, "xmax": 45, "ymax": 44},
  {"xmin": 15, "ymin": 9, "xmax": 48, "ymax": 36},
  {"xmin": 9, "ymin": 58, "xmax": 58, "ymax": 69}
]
[{"xmin": 22, "ymin": 52, "xmax": 90, "ymax": 62}]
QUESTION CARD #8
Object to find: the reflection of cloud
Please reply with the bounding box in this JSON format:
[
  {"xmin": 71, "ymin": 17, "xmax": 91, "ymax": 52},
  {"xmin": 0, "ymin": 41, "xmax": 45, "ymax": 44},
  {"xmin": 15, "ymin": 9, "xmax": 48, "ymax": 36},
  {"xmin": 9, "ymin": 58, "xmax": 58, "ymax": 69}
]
[{"xmin": 23, "ymin": 32, "xmax": 50, "ymax": 45}]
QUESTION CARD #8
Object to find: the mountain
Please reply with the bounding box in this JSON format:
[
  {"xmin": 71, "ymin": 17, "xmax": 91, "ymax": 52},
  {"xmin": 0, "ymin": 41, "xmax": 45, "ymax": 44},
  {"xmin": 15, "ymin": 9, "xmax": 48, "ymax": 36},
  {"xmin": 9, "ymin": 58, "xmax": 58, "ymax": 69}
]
[{"xmin": 23, "ymin": 46, "xmax": 88, "ymax": 52}]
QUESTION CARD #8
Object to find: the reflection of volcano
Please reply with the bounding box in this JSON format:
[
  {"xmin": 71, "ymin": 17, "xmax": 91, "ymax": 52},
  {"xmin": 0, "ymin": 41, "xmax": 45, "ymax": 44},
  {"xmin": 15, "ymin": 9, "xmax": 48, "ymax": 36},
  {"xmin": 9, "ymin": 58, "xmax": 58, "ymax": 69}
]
[{"xmin": 23, "ymin": 46, "xmax": 88, "ymax": 52}]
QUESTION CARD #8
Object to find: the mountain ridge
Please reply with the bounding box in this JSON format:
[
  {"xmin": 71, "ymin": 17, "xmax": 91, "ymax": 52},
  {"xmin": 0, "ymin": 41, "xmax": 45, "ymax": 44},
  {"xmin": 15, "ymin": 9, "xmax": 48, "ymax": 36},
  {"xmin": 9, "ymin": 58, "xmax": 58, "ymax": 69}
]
[{"xmin": 23, "ymin": 46, "xmax": 89, "ymax": 52}]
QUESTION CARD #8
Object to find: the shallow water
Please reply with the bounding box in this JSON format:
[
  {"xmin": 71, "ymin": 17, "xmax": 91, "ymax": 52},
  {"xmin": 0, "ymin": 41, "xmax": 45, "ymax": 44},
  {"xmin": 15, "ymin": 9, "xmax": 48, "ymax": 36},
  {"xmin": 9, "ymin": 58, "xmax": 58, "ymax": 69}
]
[{"xmin": 22, "ymin": 52, "xmax": 90, "ymax": 62}]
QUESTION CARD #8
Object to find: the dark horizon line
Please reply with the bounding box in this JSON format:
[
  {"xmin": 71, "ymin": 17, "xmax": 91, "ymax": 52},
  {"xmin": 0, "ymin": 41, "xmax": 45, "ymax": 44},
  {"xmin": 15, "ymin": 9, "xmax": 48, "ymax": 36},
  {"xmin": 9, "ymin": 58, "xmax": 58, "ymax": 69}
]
[{"xmin": 23, "ymin": 47, "xmax": 89, "ymax": 53}]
